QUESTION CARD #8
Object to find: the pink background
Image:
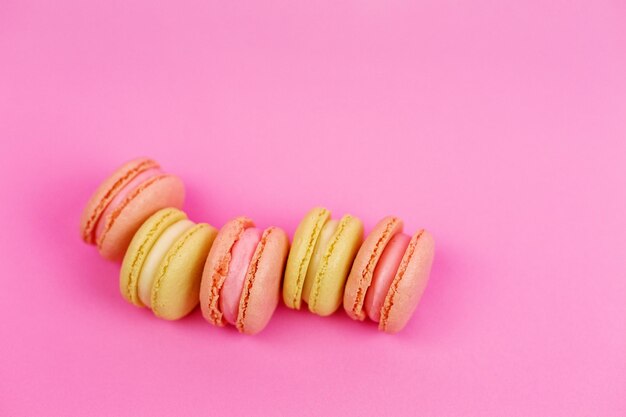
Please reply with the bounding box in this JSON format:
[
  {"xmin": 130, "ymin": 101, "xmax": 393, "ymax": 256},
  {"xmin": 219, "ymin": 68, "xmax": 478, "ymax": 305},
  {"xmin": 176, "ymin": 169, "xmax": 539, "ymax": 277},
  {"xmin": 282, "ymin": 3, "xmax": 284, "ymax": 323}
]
[{"xmin": 1, "ymin": 1, "xmax": 625, "ymax": 416}]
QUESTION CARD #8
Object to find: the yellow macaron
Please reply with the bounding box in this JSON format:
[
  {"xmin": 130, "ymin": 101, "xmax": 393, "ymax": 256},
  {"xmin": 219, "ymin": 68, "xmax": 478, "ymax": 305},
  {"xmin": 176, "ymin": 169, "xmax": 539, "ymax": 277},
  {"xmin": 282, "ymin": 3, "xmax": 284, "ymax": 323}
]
[
  {"xmin": 120, "ymin": 208, "xmax": 217, "ymax": 320},
  {"xmin": 283, "ymin": 207, "xmax": 363, "ymax": 316}
]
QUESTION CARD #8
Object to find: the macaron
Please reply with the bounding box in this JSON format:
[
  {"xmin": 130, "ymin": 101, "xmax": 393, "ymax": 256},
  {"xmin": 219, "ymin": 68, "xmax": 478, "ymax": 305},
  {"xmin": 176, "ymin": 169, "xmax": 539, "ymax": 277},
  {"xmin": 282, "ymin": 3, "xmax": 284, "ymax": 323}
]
[
  {"xmin": 283, "ymin": 207, "xmax": 363, "ymax": 316},
  {"xmin": 120, "ymin": 208, "xmax": 217, "ymax": 320},
  {"xmin": 343, "ymin": 216, "xmax": 435, "ymax": 333},
  {"xmin": 200, "ymin": 217, "xmax": 289, "ymax": 335},
  {"xmin": 80, "ymin": 157, "xmax": 185, "ymax": 261}
]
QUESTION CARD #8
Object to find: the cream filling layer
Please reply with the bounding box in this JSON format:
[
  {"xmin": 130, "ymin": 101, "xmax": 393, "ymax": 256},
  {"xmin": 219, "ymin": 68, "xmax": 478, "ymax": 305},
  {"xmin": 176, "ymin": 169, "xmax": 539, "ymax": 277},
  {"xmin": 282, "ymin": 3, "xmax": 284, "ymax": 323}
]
[{"xmin": 138, "ymin": 219, "xmax": 194, "ymax": 307}]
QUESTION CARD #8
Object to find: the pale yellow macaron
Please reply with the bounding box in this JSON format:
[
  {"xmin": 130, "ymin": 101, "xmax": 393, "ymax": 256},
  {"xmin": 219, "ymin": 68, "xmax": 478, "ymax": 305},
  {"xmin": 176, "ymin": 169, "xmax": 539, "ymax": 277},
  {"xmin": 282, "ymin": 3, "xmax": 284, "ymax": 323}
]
[
  {"xmin": 120, "ymin": 208, "xmax": 217, "ymax": 320},
  {"xmin": 283, "ymin": 207, "xmax": 363, "ymax": 316}
]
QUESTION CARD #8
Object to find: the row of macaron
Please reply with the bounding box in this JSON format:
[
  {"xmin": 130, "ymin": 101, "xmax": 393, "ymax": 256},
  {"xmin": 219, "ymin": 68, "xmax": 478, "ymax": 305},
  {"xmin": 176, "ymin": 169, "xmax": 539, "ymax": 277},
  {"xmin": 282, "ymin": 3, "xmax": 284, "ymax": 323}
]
[{"xmin": 80, "ymin": 158, "xmax": 435, "ymax": 334}]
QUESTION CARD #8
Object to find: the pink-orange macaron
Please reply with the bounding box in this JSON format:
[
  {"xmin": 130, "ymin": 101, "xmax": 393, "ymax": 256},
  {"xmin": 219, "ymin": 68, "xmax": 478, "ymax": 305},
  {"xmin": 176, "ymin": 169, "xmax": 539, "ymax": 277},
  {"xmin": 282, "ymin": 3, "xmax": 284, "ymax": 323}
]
[
  {"xmin": 343, "ymin": 217, "xmax": 435, "ymax": 333},
  {"xmin": 80, "ymin": 158, "xmax": 185, "ymax": 261},
  {"xmin": 199, "ymin": 217, "xmax": 290, "ymax": 335}
]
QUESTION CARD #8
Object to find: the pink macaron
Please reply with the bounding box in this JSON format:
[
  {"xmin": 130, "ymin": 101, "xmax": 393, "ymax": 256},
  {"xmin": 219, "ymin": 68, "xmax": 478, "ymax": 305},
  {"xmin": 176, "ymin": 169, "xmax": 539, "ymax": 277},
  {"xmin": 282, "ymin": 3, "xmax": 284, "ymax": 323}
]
[
  {"xmin": 343, "ymin": 216, "xmax": 435, "ymax": 333},
  {"xmin": 199, "ymin": 217, "xmax": 289, "ymax": 335},
  {"xmin": 80, "ymin": 157, "xmax": 185, "ymax": 261}
]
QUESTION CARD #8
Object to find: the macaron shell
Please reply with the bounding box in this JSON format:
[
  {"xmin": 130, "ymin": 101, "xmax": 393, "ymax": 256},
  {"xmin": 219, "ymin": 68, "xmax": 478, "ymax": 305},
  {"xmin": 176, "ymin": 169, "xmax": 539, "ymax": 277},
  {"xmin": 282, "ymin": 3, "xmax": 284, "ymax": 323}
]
[
  {"xmin": 119, "ymin": 208, "xmax": 188, "ymax": 307},
  {"xmin": 307, "ymin": 215, "xmax": 363, "ymax": 316},
  {"xmin": 97, "ymin": 174, "xmax": 185, "ymax": 261},
  {"xmin": 343, "ymin": 216, "xmax": 403, "ymax": 321},
  {"xmin": 236, "ymin": 227, "xmax": 289, "ymax": 335},
  {"xmin": 151, "ymin": 223, "xmax": 218, "ymax": 320},
  {"xmin": 379, "ymin": 230, "xmax": 435, "ymax": 334},
  {"xmin": 282, "ymin": 207, "xmax": 330, "ymax": 310},
  {"xmin": 80, "ymin": 157, "xmax": 158, "ymax": 244},
  {"xmin": 199, "ymin": 217, "xmax": 254, "ymax": 326}
]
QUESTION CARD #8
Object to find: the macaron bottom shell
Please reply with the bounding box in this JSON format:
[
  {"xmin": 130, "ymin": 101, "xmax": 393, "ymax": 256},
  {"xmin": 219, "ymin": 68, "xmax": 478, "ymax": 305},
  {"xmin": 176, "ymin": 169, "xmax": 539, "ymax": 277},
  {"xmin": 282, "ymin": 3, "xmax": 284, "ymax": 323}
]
[
  {"xmin": 378, "ymin": 230, "xmax": 434, "ymax": 333},
  {"xmin": 236, "ymin": 227, "xmax": 289, "ymax": 334}
]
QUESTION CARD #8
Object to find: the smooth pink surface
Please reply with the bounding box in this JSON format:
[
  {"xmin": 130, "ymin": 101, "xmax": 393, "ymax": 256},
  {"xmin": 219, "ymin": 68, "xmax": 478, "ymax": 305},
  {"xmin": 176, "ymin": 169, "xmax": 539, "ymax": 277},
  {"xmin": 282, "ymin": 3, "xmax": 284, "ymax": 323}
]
[
  {"xmin": 94, "ymin": 167, "xmax": 163, "ymax": 240},
  {"xmin": 1, "ymin": 1, "xmax": 625, "ymax": 416},
  {"xmin": 365, "ymin": 233, "xmax": 411, "ymax": 322},
  {"xmin": 220, "ymin": 227, "xmax": 263, "ymax": 325}
]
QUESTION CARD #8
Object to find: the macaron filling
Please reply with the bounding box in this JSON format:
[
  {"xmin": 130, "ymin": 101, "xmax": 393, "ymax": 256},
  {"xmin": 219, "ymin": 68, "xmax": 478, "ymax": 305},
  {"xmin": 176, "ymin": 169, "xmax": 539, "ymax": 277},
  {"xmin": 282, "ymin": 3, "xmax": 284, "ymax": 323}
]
[
  {"xmin": 301, "ymin": 219, "xmax": 338, "ymax": 303},
  {"xmin": 137, "ymin": 219, "xmax": 194, "ymax": 307},
  {"xmin": 220, "ymin": 227, "xmax": 263, "ymax": 325},
  {"xmin": 363, "ymin": 233, "xmax": 411, "ymax": 322},
  {"xmin": 94, "ymin": 167, "xmax": 163, "ymax": 241}
]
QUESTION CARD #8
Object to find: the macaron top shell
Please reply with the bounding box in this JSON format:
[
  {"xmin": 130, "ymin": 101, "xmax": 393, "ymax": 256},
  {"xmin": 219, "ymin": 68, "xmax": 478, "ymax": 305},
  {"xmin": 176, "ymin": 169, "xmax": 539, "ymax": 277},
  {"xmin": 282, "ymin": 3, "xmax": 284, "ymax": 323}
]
[
  {"xmin": 200, "ymin": 217, "xmax": 255, "ymax": 326},
  {"xmin": 379, "ymin": 230, "xmax": 434, "ymax": 333},
  {"xmin": 343, "ymin": 216, "xmax": 403, "ymax": 321},
  {"xmin": 236, "ymin": 227, "xmax": 289, "ymax": 335},
  {"xmin": 81, "ymin": 157, "xmax": 158, "ymax": 244},
  {"xmin": 283, "ymin": 207, "xmax": 331, "ymax": 310},
  {"xmin": 120, "ymin": 208, "xmax": 188, "ymax": 307},
  {"xmin": 151, "ymin": 223, "xmax": 218, "ymax": 320},
  {"xmin": 306, "ymin": 214, "xmax": 363, "ymax": 316}
]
